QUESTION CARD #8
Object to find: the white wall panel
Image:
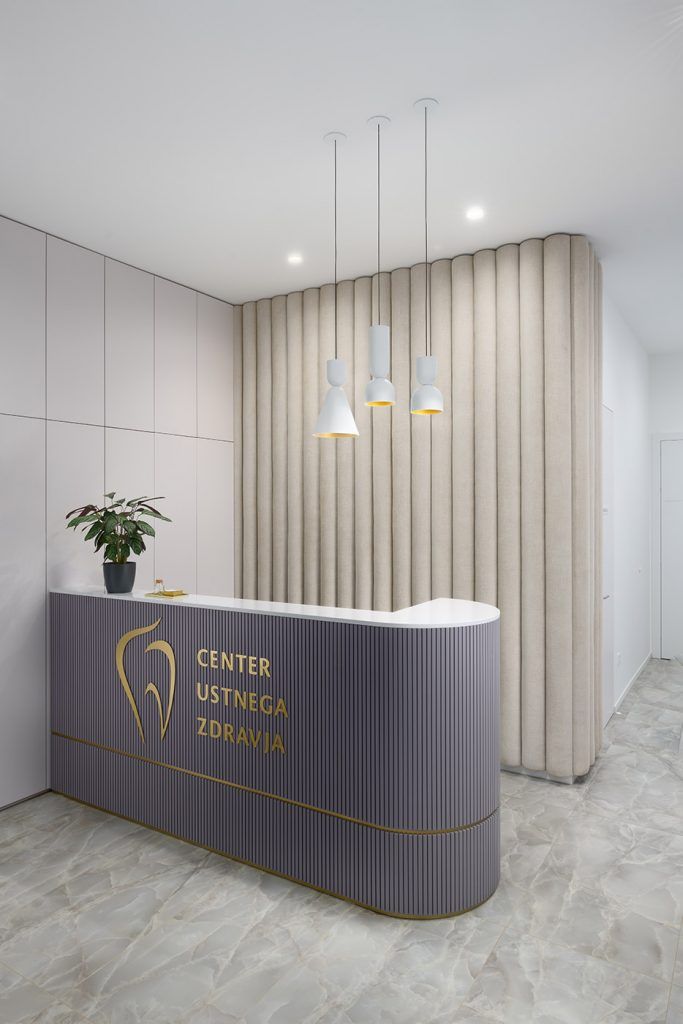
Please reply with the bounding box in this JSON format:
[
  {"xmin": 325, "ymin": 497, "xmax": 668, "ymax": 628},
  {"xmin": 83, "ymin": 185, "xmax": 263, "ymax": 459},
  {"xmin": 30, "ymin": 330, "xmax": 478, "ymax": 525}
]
[
  {"xmin": 105, "ymin": 260, "xmax": 154, "ymax": 431},
  {"xmin": 155, "ymin": 279, "xmax": 196, "ymax": 437},
  {"xmin": 197, "ymin": 294, "xmax": 233, "ymax": 441},
  {"xmin": 0, "ymin": 217, "xmax": 46, "ymax": 418},
  {"xmin": 197, "ymin": 439, "xmax": 234, "ymax": 596},
  {"xmin": 105, "ymin": 428, "xmax": 156, "ymax": 592},
  {"xmin": 47, "ymin": 420, "xmax": 104, "ymax": 589},
  {"xmin": 154, "ymin": 433, "xmax": 197, "ymax": 591},
  {"xmin": 0, "ymin": 415, "xmax": 46, "ymax": 806},
  {"xmin": 47, "ymin": 238, "xmax": 104, "ymax": 425}
]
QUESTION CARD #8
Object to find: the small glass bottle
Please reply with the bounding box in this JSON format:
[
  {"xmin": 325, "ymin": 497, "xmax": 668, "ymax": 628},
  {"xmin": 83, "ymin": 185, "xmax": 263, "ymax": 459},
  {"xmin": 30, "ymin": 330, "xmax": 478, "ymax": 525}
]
[{"xmin": 154, "ymin": 578, "xmax": 164, "ymax": 595}]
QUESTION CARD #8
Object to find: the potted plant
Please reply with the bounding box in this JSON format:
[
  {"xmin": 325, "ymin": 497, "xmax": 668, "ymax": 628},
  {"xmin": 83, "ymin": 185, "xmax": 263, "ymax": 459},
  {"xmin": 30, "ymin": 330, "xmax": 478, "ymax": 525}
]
[{"xmin": 65, "ymin": 493, "xmax": 171, "ymax": 594}]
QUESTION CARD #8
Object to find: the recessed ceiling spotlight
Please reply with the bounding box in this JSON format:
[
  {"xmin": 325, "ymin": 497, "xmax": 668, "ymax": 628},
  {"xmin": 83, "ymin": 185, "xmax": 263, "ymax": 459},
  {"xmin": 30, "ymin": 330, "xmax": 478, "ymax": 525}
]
[
  {"xmin": 287, "ymin": 253, "xmax": 303, "ymax": 264},
  {"xmin": 465, "ymin": 205, "xmax": 485, "ymax": 221}
]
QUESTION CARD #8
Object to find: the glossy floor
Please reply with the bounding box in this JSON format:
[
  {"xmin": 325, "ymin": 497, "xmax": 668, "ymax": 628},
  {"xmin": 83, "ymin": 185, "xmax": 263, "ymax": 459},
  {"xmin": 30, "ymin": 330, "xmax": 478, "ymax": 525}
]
[{"xmin": 1, "ymin": 659, "xmax": 682, "ymax": 1024}]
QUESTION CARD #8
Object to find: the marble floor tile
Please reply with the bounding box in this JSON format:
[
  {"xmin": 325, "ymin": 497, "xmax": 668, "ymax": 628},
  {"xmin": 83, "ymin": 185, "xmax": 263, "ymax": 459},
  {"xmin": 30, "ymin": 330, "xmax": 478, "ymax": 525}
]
[
  {"xmin": 674, "ymin": 928, "xmax": 683, "ymax": 988},
  {"xmin": 0, "ymin": 860, "xmax": 200, "ymax": 1001},
  {"xmin": 605, "ymin": 703, "xmax": 683, "ymax": 756},
  {"xmin": 667, "ymin": 984, "xmax": 683, "ymax": 1023},
  {"xmin": 459, "ymin": 928, "xmax": 670, "ymax": 1023},
  {"xmin": 583, "ymin": 742, "xmax": 683, "ymax": 834},
  {"xmin": 2, "ymin": 659, "xmax": 683, "ymax": 1024},
  {"xmin": 0, "ymin": 963, "xmax": 90, "ymax": 1023}
]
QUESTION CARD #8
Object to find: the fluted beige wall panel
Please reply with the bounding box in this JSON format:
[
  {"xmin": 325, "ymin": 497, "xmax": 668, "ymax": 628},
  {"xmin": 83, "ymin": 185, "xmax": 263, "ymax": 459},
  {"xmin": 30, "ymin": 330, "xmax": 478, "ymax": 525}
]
[
  {"xmin": 372, "ymin": 273, "xmax": 393, "ymax": 612},
  {"xmin": 271, "ymin": 296, "xmax": 288, "ymax": 603},
  {"xmin": 233, "ymin": 305, "xmax": 243, "ymax": 598},
  {"xmin": 337, "ymin": 281, "xmax": 355, "ymax": 609},
  {"xmin": 256, "ymin": 299, "xmax": 273, "ymax": 601},
  {"xmin": 354, "ymin": 278, "xmax": 373, "ymax": 611},
  {"xmin": 519, "ymin": 240, "xmax": 546, "ymax": 771},
  {"xmin": 241, "ymin": 302, "xmax": 257, "ymax": 599},
  {"xmin": 473, "ymin": 251, "xmax": 498, "ymax": 607},
  {"xmin": 431, "ymin": 260, "xmax": 453, "ymax": 600},
  {"xmin": 410, "ymin": 264, "xmax": 431, "ymax": 605},
  {"xmin": 451, "ymin": 256, "xmax": 475, "ymax": 601},
  {"xmin": 286, "ymin": 293, "xmax": 303, "ymax": 604},
  {"xmin": 543, "ymin": 235, "xmax": 574, "ymax": 779},
  {"xmin": 319, "ymin": 285, "xmax": 337, "ymax": 608},
  {"xmin": 302, "ymin": 289, "xmax": 320, "ymax": 605},
  {"xmin": 234, "ymin": 235, "xmax": 602, "ymax": 780},
  {"xmin": 390, "ymin": 268, "xmax": 412, "ymax": 611},
  {"xmin": 496, "ymin": 244, "xmax": 522, "ymax": 766}
]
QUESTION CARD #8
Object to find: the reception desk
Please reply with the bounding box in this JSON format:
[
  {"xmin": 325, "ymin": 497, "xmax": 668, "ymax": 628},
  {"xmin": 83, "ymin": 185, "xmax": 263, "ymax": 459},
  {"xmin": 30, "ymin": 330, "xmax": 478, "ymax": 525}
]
[{"xmin": 50, "ymin": 589, "xmax": 500, "ymax": 918}]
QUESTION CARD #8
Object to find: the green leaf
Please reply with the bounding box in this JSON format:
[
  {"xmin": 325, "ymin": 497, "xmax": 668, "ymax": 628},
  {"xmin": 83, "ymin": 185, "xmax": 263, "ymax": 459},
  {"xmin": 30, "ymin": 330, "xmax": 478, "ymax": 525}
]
[
  {"xmin": 84, "ymin": 522, "xmax": 100, "ymax": 541},
  {"xmin": 122, "ymin": 520, "xmax": 137, "ymax": 534},
  {"xmin": 66, "ymin": 514, "xmax": 93, "ymax": 529},
  {"xmin": 140, "ymin": 508, "xmax": 172, "ymax": 522},
  {"xmin": 129, "ymin": 537, "xmax": 143, "ymax": 556},
  {"xmin": 104, "ymin": 543, "xmax": 117, "ymax": 562},
  {"xmin": 103, "ymin": 514, "xmax": 118, "ymax": 534},
  {"xmin": 138, "ymin": 520, "xmax": 156, "ymax": 536},
  {"xmin": 104, "ymin": 492, "xmax": 116, "ymax": 500}
]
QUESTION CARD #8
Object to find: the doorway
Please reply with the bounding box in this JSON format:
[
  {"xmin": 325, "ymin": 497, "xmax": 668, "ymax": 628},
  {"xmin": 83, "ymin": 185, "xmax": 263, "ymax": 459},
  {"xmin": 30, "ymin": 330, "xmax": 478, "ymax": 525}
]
[{"xmin": 659, "ymin": 438, "xmax": 683, "ymax": 659}]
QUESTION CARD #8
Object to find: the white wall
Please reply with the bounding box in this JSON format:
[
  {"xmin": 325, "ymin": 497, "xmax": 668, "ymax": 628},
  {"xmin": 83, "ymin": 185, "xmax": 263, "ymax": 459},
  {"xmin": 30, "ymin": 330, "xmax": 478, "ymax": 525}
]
[
  {"xmin": 650, "ymin": 354, "xmax": 683, "ymax": 435},
  {"xmin": 602, "ymin": 293, "xmax": 651, "ymax": 707},
  {"xmin": 0, "ymin": 214, "xmax": 234, "ymax": 809}
]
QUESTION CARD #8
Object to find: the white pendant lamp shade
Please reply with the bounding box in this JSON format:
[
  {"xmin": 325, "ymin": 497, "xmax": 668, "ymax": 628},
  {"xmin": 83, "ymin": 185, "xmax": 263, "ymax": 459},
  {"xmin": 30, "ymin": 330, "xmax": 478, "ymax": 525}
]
[
  {"xmin": 410, "ymin": 355, "xmax": 444, "ymax": 415},
  {"xmin": 365, "ymin": 324, "xmax": 396, "ymax": 407},
  {"xmin": 314, "ymin": 358, "xmax": 359, "ymax": 438}
]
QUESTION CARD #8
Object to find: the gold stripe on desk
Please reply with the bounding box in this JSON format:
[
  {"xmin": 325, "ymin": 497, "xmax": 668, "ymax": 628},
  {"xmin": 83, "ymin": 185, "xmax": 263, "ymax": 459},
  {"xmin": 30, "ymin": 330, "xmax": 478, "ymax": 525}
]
[
  {"xmin": 52, "ymin": 730, "xmax": 498, "ymax": 837},
  {"xmin": 51, "ymin": 789, "xmax": 497, "ymax": 921}
]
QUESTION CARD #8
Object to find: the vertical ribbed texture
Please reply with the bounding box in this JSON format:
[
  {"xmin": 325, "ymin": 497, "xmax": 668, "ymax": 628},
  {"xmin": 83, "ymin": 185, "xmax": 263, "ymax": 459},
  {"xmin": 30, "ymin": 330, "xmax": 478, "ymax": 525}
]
[
  {"xmin": 51, "ymin": 592, "xmax": 500, "ymax": 918},
  {"xmin": 473, "ymin": 250, "xmax": 498, "ymax": 607},
  {"xmin": 391, "ymin": 268, "xmax": 412, "ymax": 611},
  {"xmin": 431, "ymin": 260, "xmax": 452, "ymax": 599},
  {"xmin": 241, "ymin": 302, "xmax": 257, "ymax": 599},
  {"xmin": 337, "ymin": 281, "xmax": 355, "ymax": 609},
  {"xmin": 271, "ymin": 296, "xmax": 288, "ymax": 603},
  {"xmin": 302, "ymin": 289, "xmax": 320, "ymax": 605},
  {"xmin": 544, "ymin": 234, "xmax": 573, "ymax": 778},
  {"xmin": 286, "ymin": 293, "xmax": 303, "ymax": 603},
  {"xmin": 496, "ymin": 244, "xmax": 521, "ymax": 766},
  {"xmin": 319, "ymin": 284, "xmax": 337, "ymax": 607},
  {"xmin": 410, "ymin": 263, "xmax": 431, "ymax": 605},
  {"xmin": 232, "ymin": 236, "xmax": 602, "ymax": 779},
  {"xmin": 452, "ymin": 255, "xmax": 475, "ymax": 600},
  {"xmin": 372, "ymin": 273, "xmax": 393, "ymax": 612},
  {"xmin": 353, "ymin": 278, "xmax": 373, "ymax": 610},
  {"xmin": 519, "ymin": 240, "xmax": 546, "ymax": 771},
  {"xmin": 233, "ymin": 305, "xmax": 243, "ymax": 598},
  {"xmin": 256, "ymin": 299, "xmax": 273, "ymax": 601}
]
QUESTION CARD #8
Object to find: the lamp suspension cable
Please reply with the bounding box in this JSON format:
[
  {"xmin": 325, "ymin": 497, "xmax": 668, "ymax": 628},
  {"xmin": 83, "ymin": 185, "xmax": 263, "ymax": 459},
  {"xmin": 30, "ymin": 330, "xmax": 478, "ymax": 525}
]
[
  {"xmin": 424, "ymin": 103, "xmax": 429, "ymax": 357},
  {"xmin": 334, "ymin": 135, "xmax": 338, "ymax": 359},
  {"xmin": 376, "ymin": 121, "xmax": 381, "ymax": 323}
]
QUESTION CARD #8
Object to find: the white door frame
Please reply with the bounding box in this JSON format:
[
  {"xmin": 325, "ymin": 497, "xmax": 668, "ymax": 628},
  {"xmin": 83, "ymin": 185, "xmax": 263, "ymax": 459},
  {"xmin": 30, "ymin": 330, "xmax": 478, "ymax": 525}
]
[{"xmin": 652, "ymin": 433, "xmax": 683, "ymax": 658}]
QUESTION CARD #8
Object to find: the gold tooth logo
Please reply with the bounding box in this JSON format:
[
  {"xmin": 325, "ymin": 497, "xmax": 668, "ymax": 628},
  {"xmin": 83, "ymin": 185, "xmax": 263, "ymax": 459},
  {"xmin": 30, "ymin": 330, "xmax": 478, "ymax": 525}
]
[{"xmin": 115, "ymin": 618, "xmax": 176, "ymax": 742}]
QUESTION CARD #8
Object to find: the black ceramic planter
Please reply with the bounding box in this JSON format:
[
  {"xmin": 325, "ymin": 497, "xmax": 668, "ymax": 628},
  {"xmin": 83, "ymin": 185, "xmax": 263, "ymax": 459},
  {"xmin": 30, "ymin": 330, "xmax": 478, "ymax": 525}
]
[{"xmin": 103, "ymin": 562, "xmax": 136, "ymax": 594}]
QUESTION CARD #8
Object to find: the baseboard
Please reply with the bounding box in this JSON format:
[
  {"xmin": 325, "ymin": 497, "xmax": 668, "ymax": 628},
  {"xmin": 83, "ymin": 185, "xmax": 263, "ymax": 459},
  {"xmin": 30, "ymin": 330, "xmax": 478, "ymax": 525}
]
[
  {"xmin": 0, "ymin": 788, "xmax": 50, "ymax": 813},
  {"xmin": 501, "ymin": 764, "xmax": 577, "ymax": 786},
  {"xmin": 614, "ymin": 652, "xmax": 651, "ymax": 713}
]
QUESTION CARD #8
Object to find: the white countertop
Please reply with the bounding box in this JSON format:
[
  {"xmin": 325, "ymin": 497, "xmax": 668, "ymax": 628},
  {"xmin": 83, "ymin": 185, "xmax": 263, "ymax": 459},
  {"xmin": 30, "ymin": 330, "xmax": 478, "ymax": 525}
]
[{"xmin": 51, "ymin": 588, "xmax": 500, "ymax": 628}]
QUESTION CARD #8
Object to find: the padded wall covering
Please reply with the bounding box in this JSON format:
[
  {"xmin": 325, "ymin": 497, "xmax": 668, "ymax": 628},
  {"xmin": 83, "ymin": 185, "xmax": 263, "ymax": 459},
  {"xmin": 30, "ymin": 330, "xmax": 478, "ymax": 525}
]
[{"xmin": 233, "ymin": 234, "xmax": 602, "ymax": 778}]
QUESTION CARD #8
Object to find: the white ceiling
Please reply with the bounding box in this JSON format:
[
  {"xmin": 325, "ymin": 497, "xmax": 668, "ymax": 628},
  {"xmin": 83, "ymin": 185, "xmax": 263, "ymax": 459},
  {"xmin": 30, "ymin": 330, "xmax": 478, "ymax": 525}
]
[{"xmin": 1, "ymin": 0, "xmax": 682, "ymax": 351}]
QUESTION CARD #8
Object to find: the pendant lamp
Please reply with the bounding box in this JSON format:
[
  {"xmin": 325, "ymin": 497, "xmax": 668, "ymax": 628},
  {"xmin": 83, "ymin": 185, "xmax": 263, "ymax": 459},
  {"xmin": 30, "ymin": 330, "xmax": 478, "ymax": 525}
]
[
  {"xmin": 365, "ymin": 116, "xmax": 395, "ymax": 408},
  {"xmin": 411, "ymin": 98, "xmax": 444, "ymax": 416},
  {"xmin": 314, "ymin": 132, "xmax": 359, "ymax": 439}
]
